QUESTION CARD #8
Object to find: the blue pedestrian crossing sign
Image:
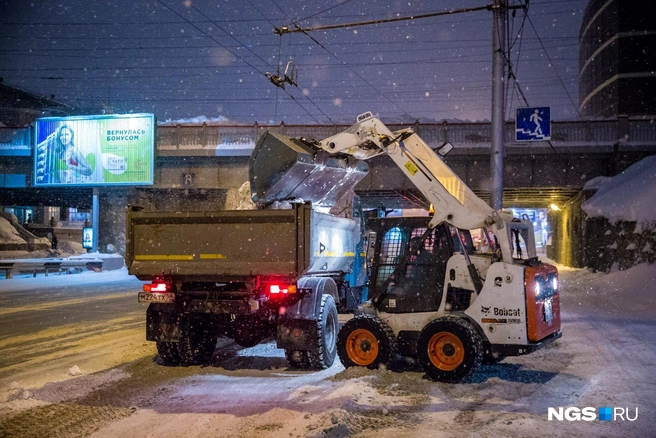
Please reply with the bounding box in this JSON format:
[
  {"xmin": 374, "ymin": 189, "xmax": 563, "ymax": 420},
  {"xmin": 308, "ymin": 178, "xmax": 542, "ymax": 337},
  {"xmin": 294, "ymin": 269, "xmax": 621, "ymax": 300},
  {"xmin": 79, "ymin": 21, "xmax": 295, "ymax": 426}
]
[{"xmin": 516, "ymin": 107, "xmax": 550, "ymax": 141}]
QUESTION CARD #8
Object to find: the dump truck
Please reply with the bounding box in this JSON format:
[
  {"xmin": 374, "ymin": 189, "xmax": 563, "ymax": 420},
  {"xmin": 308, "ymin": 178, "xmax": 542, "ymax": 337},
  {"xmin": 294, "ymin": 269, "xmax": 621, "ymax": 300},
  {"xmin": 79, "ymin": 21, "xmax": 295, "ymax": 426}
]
[{"xmin": 126, "ymin": 133, "xmax": 369, "ymax": 368}]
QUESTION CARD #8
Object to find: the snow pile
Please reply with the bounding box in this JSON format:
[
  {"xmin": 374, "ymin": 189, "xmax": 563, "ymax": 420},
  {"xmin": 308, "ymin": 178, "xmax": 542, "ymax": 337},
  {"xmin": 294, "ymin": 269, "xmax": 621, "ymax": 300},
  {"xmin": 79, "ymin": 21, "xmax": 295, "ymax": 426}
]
[
  {"xmin": 559, "ymin": 262, "xmax": 656, "ymax": 321},
  {"xmin": 582, "ymin": 155, "xmax": 656, "ymax": 223},
  {"xmin": 57, "ymin": 239, "xmax": 84, "ymax": 254},
  {"xmin": 0, "ymin": 216, "xmax": 26, "ymax": 244},
  {"xmin": 224, "ymin": 181, "xmax": 257, "ymax": 210},
  {"xmin": 68, "ymin": 365, "xmax": 83, "ymax": 377}
]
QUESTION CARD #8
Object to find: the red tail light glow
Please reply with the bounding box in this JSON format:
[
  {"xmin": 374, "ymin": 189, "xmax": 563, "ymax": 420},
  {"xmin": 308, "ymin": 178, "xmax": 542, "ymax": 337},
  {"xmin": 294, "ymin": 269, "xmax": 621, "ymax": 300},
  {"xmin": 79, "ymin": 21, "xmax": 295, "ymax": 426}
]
[
  {"xmin": 268, "ymin": 284, "xmax": 296, "ymax": 296},
  {"xmin": 143, "ymin": 282, "xmax": 169, "ymax": 292}
]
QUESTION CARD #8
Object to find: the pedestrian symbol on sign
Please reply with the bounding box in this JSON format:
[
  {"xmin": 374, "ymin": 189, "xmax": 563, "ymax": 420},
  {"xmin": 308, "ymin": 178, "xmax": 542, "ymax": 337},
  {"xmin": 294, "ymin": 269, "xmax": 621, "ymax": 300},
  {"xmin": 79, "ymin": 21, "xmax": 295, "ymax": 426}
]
[{"xmin": 516, "ymin": 107, "xmax": 551, "ymax": 141}]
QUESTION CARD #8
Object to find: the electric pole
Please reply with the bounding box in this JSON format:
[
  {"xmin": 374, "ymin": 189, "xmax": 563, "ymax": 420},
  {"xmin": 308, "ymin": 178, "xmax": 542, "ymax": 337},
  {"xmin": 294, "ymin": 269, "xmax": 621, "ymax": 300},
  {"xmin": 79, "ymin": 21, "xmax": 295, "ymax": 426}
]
[{"xmin": 490, "ymin": 0, "xmax": 507, "ymax": 210}]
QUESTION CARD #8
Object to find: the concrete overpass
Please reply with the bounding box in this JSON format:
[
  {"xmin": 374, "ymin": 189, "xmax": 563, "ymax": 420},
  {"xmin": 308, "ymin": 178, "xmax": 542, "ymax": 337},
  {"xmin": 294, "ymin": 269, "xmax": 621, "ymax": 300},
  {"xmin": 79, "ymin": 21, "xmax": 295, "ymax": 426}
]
[
  {"xmin": 1, "ymin": 117, "xmax": 655, "ymax": 253},
  {"xmin": 151, "ymin": 116, "xmax": 656, "ymax": 209}
]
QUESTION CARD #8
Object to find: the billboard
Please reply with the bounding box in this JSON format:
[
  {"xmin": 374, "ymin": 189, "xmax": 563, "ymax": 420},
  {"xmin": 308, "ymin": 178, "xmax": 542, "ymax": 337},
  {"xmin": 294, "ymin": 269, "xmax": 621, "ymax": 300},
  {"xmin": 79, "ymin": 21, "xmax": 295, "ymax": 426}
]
[{"xmin": 34, "ymin": 114, "xmax": 154, "ymax": 186}]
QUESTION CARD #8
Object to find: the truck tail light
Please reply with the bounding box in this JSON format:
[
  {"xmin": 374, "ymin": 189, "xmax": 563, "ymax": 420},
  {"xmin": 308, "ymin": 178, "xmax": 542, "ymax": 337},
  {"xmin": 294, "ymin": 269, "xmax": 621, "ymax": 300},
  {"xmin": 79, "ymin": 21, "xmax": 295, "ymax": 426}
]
[
  {"xmin": 143, "ymin": 278, "xmax": 172, "ymax": 293},
  {"xmin": 268, "ymin": 284, "xmax": 296, "ymax": 296}
]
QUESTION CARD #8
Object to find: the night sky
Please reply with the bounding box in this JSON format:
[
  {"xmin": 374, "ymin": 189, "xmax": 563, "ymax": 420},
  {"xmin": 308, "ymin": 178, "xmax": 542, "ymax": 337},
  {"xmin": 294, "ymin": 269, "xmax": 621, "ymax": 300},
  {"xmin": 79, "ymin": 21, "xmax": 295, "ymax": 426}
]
[{"xmin": 0, "ymin": 0, "xmax": 588, "ymax": 125}]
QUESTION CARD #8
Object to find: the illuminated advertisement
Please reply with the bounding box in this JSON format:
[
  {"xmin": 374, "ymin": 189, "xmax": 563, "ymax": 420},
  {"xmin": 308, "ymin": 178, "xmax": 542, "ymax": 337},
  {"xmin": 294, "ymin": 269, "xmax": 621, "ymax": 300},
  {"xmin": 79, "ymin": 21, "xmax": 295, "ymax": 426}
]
[
  {"xmin": 34, "ymin": 114, "xmax": 154, "ymax": 186},
  {"xmin": 82, "ymin": 227, "xmax": 94, "ymax": 249}
]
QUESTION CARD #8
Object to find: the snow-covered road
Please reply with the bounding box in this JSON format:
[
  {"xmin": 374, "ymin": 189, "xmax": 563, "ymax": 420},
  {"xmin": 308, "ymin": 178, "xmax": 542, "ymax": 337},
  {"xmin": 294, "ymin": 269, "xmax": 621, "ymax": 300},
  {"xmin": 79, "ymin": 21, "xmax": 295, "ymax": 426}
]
[{"xmin": 0, "ymin": 264, "xmax": 654, "ymax": 437}]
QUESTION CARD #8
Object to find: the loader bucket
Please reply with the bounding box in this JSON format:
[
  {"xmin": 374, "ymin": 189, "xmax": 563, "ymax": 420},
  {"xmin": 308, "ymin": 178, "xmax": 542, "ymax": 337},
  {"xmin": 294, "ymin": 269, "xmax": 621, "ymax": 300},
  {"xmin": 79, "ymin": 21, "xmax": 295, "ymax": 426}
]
[{"xmin": 249, "ymin": 131, "xmax": 368, "ymax": 208}]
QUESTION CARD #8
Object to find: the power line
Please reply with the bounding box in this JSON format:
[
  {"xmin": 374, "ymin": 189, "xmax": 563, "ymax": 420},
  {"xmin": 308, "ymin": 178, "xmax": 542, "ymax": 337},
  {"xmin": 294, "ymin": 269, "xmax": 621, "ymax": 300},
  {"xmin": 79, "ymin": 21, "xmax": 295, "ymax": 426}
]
[
  {"xmin": 285, "ymin": 0, "xmax": 358, "ymax": 26},
  {"xmin": 153, "ymin": 0, "xmax": 325, "ymax": 123},
  {"xmin": 274, "ymin": 5, "xmax": 492, "ymax": 35},
  {"xmin": 525, "ymin": 12, "xmax": 583, "ymax": 121},
  {"xmin": 503, "ymin": 2, "xmax": 589, "ymax": 178},
  {"xmin": 243, "ymin": 0, "xmax": 337, "ymax": 124}
]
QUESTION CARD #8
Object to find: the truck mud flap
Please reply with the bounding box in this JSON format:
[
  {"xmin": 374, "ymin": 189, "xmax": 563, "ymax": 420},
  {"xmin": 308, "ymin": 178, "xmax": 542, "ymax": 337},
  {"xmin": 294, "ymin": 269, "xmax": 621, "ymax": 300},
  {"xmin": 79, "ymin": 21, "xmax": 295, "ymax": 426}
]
[
  {"xmin": 277, "ymin": 277, "xmax": 337, "ymax": 350},
  {"xmin": 146, "ymin": 303, "xmax": 180, "ymax": 342},
  {"xmin": 281, "ymin": 277, "xmax": 337, "ymax": 321},
  {"xmin": 277, "ymin": 319, "xmax": 317, "ymax": 351}
]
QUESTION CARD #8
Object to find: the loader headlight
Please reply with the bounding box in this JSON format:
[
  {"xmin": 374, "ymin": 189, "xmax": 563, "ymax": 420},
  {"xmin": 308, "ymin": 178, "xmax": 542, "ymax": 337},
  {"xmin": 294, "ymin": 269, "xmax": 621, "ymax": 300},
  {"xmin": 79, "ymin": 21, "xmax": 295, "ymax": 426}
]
[
  {"xmin": 534, "ymin": 281, "xmax": 541, "ymax": 297},
  {"xmin": 552, "ymin": 277, "xmax": 558, "ymax": 291}
]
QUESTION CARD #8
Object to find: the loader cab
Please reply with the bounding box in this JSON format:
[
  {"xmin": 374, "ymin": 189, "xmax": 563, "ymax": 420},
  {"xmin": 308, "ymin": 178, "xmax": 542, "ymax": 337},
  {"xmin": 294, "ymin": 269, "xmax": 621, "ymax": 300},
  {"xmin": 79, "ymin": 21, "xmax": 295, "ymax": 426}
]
[{"xmin": 366, "ymin": 217, "xmax": 467, "ymax": 314}]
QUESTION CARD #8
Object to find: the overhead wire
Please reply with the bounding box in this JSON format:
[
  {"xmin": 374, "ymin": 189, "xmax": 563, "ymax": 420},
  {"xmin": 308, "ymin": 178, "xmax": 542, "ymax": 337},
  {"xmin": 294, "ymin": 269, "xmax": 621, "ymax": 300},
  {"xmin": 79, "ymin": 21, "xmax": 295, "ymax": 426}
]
[
  {"xmin": 271, "ymin": 3, "xmax": 504, "ymax": 122},
  {"xmin": 276, "ymin": 1, "xmax": 435, "ymax": 206},
  {"xmin": 506, "ymin": 0, "xmax": 529, "ymax": 117},
  {"xmin": 286, "ymin": 0, "xmax": 358, "ymax": 26},
  {"xmin": 152, "ymin": 0, "xmax": 324, "ymax": 123},
  {"xmin": 505, "ymin": 1, "xmax": 589, "ymax": 178},
  {"xmin": 187, "ymin": 0, "xmax": 326, "ymax": 123},
  {"xmin": 276, "ymin": 5, "xmax": 492, "ymax": 34},
  {"xmin": 525, "ymin": 12, "xmax": 585, "ymax": 121},
  {"xmin": 244, "ymin": 0, "xmax": 337, "ymax": 124},
  {"xmin": 0, "ymin": 1, "xmax": 585, "ymax": 124}
]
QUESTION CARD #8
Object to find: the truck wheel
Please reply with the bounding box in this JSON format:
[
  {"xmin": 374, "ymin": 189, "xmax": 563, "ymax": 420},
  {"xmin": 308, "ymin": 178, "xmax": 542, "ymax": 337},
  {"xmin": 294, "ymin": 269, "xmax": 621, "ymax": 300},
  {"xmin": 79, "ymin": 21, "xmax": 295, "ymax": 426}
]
[
  {"xmin": 417, "ymin": 316, "xmax": 483, "ymax": 383},
  {"xmin": 308, "ymin": 294, "xmax": 339, "ymax": 369},
  {"xmin": 178, "ymin": 318, "xmax": 217, "ymax": 365},
  {"xmin": 337, "ymin": 314, "xmax": 397, "ymax": 369},
  {"xmin": 156, "ymin": 341, "xmax": 181, "ymax": 366},
  {"xmin": 284, "ymin": 295, "xmax": 338, "ymax": 370}
]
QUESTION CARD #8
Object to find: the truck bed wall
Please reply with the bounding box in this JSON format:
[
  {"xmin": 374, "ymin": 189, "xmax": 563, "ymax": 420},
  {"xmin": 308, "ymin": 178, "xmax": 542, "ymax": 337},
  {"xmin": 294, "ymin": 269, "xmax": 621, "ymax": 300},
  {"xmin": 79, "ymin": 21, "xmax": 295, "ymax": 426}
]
[{"xmin": 126, "ymin": 204, "xmax": 359, "ymax": 282}]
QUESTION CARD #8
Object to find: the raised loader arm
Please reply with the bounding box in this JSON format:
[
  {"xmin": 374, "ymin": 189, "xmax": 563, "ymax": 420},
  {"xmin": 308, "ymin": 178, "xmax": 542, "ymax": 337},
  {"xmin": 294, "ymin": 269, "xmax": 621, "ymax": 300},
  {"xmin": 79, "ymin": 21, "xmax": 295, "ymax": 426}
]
[
  {"xmin": 250, "ymin": 111, "xmax": 536, "ymax": 264},
  {"xmin": 317, "ymin": 112, "xmax": 495, "ymax": 231}
]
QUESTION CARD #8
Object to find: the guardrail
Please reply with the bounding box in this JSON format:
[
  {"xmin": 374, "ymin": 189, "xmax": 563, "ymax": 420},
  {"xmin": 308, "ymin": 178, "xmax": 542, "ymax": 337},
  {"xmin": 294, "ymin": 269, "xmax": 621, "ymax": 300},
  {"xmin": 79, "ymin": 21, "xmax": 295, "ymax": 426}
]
[
  {"xmin": 0, "ymin": 258, "xmax": 103, "ymax": 279},
  {"xmin": 4, "ymin": 117, "xmax": 656, "ymax": 158}
]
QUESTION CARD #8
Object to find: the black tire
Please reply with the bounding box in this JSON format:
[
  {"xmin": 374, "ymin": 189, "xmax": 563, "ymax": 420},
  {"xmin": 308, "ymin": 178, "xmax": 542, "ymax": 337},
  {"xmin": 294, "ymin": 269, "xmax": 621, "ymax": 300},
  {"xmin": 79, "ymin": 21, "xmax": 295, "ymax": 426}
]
[
  {"xmin": 178, "ymin": 317, "xmax": 217, "ymax": 365},
  {"xmin": 417, "ymin": 316, "xmax": 483, "ymax": 383},
  {"xmin": 308, "ymin": 294, "xmax": 339, "ymax": 369},
  {"xmin": 156, "ymin": 341, "xmax": 181, "ymax": 366},
  {"xmin": 284, "ymin": 295, "xmax": 339, "ymax": 370},
  {"xmin": 337, "ymin": 314, "xmax": 397, "ymax": 369}
]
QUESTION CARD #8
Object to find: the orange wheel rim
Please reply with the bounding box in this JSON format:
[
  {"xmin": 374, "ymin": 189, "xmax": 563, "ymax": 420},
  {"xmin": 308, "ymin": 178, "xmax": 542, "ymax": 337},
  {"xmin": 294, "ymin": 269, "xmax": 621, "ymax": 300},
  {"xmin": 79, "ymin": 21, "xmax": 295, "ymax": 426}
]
[
  {"xmin": 345, "ymin": 328, "xmax": 379, "ymax": 366},
  {"xmin": 427, "ymin": 331, "xmax": 464, "ymax": 371}
]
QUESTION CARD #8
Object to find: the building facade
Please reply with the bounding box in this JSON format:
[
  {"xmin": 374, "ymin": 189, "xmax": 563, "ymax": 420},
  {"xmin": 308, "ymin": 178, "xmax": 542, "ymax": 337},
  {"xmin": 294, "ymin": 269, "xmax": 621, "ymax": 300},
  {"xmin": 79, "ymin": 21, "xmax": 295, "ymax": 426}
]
[{"xmin": 579, "ymin": 0, "xmax": 656, "ymax": 117}]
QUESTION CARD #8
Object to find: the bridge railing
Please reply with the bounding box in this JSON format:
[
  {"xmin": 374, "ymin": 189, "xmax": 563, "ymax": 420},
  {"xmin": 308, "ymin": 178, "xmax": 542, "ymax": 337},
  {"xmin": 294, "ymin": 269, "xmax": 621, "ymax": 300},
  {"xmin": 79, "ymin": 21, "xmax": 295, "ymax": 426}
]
[
  {"xmin": 3, "ymin": 117, "xmax": 655, "ymax": 156},
  {"xmin": 155, "ymin": 118, "xmax": 648, "ymax": 151}
]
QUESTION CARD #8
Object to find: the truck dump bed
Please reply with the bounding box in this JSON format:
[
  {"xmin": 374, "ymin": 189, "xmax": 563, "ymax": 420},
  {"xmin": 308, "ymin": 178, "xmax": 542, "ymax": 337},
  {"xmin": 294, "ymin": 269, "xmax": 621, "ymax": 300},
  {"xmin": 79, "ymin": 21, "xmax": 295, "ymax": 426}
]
[{"xmin": 126, "ymin": 203, "xmax": 359, "ymax": 282}]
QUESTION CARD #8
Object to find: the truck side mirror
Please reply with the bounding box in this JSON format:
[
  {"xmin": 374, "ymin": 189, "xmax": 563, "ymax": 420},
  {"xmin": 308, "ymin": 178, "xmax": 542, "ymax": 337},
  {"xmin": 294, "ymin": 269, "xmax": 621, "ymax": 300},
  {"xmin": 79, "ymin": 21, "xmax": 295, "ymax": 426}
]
[{"xmin": 437, "ymin": 142, "xmax": 454, "ymax": 157}]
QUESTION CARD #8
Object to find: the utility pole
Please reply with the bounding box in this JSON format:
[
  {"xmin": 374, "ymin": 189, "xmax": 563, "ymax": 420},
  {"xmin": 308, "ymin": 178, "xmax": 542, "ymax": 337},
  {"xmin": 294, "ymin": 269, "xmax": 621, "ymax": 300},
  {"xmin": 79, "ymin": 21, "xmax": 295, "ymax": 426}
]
[{"xmin": 490, "ymin": 0, "xmax": 507, "ymax": 210}]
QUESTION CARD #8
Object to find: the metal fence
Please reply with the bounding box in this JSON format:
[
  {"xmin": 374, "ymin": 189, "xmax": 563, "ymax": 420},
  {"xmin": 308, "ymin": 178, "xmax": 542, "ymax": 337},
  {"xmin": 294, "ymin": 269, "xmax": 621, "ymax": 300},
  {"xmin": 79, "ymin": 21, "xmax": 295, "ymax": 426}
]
[{"xmin": 0, "ymin": 257, "xmax": 103, "ymax": 279}]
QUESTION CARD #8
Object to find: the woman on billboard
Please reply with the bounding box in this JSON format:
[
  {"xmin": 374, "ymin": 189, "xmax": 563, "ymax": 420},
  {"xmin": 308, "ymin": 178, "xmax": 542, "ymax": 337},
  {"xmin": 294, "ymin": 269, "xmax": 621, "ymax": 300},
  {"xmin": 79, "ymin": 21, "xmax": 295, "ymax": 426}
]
[{"xmin": 36, "ymin": 124, "xmax": 93, "ymax": 184}]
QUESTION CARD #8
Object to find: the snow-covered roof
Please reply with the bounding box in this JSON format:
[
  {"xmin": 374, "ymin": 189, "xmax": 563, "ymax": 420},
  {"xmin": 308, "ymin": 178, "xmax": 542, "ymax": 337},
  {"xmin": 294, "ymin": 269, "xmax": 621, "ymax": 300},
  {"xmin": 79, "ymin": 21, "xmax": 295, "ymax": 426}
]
[{"xmin": 582, "ymin": 155, "xmax": 656, "ymax": 223}]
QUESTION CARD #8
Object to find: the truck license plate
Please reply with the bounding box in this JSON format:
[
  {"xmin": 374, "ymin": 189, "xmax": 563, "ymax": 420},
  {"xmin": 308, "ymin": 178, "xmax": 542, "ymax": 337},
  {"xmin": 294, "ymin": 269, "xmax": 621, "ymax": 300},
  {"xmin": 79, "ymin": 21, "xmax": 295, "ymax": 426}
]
[
  {"xmin": 138, "ymin": 292, "xmax": 175, "ymax": 303},
  {"xmin": 544, "ymin": 298, "xmax": 553, "ymax": 322}
]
